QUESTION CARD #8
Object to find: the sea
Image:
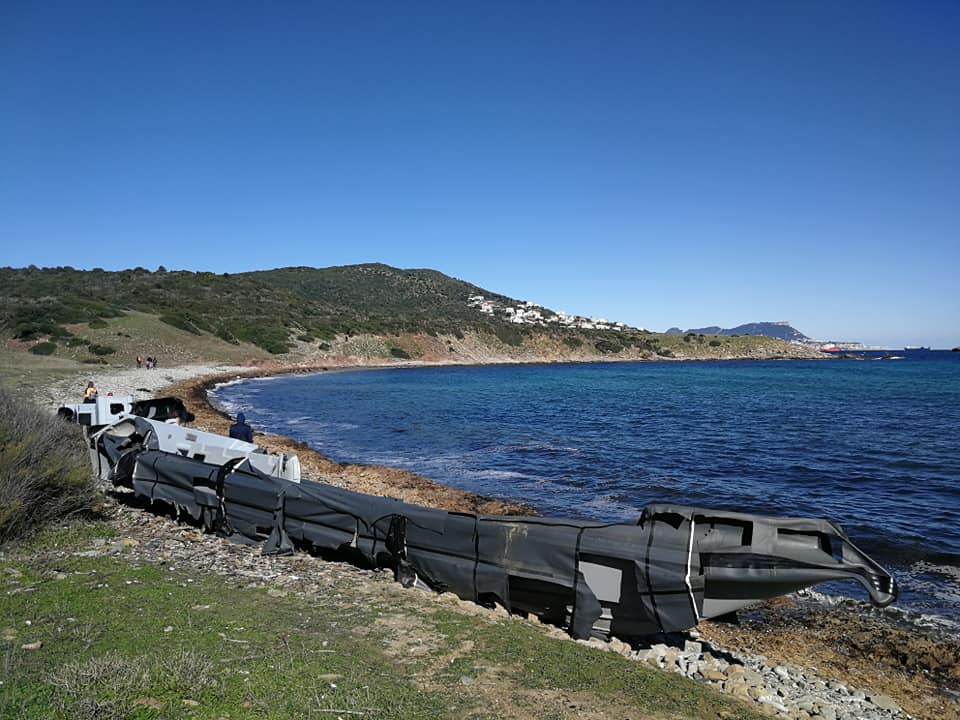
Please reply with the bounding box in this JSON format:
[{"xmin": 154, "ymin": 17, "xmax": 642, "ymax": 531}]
[{"xmin": 211, "ymin": 350, "xmax": 960, "ymax": 631}]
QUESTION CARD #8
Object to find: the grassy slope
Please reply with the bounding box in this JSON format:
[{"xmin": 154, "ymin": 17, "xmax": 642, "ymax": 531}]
[{"xmin": 1, "ymin": 521, "xmax": 764, "ymax": 720}]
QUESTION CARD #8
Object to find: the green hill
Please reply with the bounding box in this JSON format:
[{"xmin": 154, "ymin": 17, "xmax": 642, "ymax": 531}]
[
  {"xmin": 0, "ymin": 264, "xmax": 817, "ymax": 364},
  {"xmin": 0, "ymin": 264, "xmax": 533, "ymax": 355},
  {"xmin": 247, "ymin": 264, "xmax": 516, "ymax": 323},
  {"xmin": 0, "ymin": 264, "xmax": 516, "ymax": 343}
]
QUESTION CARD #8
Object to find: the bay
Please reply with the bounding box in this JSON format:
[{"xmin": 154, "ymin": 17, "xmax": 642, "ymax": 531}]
[{"xmin": 212, "ymin": 350, "xmax": 960, "ymax": 626}]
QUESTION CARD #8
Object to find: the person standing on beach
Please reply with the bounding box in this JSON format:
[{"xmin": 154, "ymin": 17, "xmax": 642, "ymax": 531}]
[
  {"xmin": 83, "ymin": 381, "xmax": 98, "ymax": 403},
  {"xmin": 229, "ymin": 412, "xmax": 254, "ymax": 443},
  {"xmin": 136, "ymin": 354, "xmax": 142, "ymax": 369}
]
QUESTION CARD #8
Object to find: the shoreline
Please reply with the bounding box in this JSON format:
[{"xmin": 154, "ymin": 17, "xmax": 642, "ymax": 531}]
[{"xmin": 42, "ymin": 358, "xmax": 960, "ymax": 719}]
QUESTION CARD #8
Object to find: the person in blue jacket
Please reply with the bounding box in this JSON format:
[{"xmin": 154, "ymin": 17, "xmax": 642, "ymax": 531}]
[{"xmin": 229, "ymin": 411, "xmax": 254, "ymax": 443}]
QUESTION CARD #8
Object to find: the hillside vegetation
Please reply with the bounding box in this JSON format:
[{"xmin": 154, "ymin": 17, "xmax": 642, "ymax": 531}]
[{"xmin": 0, "ymin": 264, "xmax": 817, "ymax": 363}]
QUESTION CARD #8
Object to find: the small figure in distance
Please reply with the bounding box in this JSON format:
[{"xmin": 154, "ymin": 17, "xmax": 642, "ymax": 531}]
[
  {"xmin": 83, "ymin": 381, "xmax": 98, "ymax": 403},
  {"xmin": 145, "ymin": 356, "xmax": 153, "ymax": 369},
  {"xmin": 229, "ymin": 411, "xmax": 254, "ymax": 443},
  {"xmin": 136, "ymin": 354, "xmax": 142, "ymax": 369}
]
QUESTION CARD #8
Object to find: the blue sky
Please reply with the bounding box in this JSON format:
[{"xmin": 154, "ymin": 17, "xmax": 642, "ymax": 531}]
[{"xmin": 2, "ymin": 1, "xmax": 957, "ymax": 348}]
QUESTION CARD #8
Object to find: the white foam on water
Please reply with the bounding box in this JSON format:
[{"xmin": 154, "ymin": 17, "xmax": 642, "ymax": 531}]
[{"xmin": 795, "ymin": 589, "xmax": 960, "ymax": 636}]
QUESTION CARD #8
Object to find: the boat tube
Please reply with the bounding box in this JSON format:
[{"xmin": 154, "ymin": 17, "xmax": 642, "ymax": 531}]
[{"xmin": 88, "ymin": 415, "xmax": 897, "ymax": 639}]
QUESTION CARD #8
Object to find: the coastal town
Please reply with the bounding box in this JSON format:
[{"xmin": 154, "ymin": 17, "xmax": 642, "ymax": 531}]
[{"xmin": 467, "ymin": 294, "xmax": 639, "ymax": 332}]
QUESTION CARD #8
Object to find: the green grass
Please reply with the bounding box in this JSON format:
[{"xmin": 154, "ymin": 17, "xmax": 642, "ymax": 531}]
[
  {"xmin": 2, "ymin": 528, "xmax": 453, "ymax": 719},
  {"xmin": 1, "ymin": 522, "xmax": 766, "ymax": 720}
]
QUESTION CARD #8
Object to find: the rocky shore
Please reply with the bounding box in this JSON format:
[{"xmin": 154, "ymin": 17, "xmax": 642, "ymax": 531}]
[{"xmin": 42, "ymin": 361, "xmax": 960, "ymax": 720}]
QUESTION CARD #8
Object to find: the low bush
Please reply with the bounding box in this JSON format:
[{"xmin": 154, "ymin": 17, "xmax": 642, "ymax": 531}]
[
  {"xmin": 493, "ymin": 324, "xmax": 524, "ymax": 347},
  {"xmin": 159, "ymin": 313, "xmax": 203, "ymax": 335},
  {"xmin": 595, "ymin": 339, "xmax": 624, "ymax": 354},
  {"xmin": 29, "ymin": 341, "xmax": 57, "ymax": 356},
  {"xmin": 563, "ymin": 336, "xmax": 583, "ymax": 349},
  {"xmin": 88, "ymin": 344, "xmax": 115, "ymax": 356},
  {"xmin": 0, "ymin": 385, "xmax": 97, "ymax": 545},
  {"xmin": 709, "ymin": 340, "xmax": 722, "ymax": 347},
  {"xmin": 88, "ymin": 318, "xmax": 109, "ymax": 329},
  {"xmin": 390, "ymin": 347, "xmax": 412, "ymax": 359}
]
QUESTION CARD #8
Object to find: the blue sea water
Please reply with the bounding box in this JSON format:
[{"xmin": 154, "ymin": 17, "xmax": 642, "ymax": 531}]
[{"xmin": 212, "ymin": 351, "xmax": 960, "ymax": 626}]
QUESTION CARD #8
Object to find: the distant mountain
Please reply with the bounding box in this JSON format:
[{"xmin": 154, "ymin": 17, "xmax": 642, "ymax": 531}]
[{"xmin": 666, "ymin": 321, "xmax": 811, "ymax": 342}]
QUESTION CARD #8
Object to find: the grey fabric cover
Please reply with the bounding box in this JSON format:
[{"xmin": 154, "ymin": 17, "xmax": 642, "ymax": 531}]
[{"xmin": 94, "ymin": 417, "xmax": 897, "ymax": 639}]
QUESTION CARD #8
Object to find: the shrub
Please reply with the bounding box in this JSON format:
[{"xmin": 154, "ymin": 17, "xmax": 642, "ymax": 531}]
[
  {"xmin": 66, "ymin": 337, "xmax": 90, "ymax": 347},
  {"xmin": 594, "ymin": 339, "xmax": 624, "ymax": 354},
  {"xmin": 159, "ymin": 313, "xmax": 203, "ymax": 335},
  {"xmin": 709, "ymin": 340, "xmax": 722, "ymax": 347},
  {"xmin": 215, "ymin": 327, "xmax": 240, "ymax": 345},
  {"xmin": 563, "ymin": 336, "xmax": 583, "ymax": 349},
  {"xmin": 317, "ymin": 342, "xmax": 331, "ymax": 351},
  {"xmin": 81, "ymin": 357, "xmax": 108, "ymax": 364},
  {"xmin": 88, "ymin": 344, "xmax": 116, "ymax": 356},
  {"xmin": 88, "ymin": 318, "xmax": 109, "ymax": 329},
  {"xmin": 389, "ymin": 347, "xmax": 412, "ymax": 359},
  {"xmin": 494, "ymin": 324, "xmax": 524, "ymax": 347},
  {"xmin": 30, "ymin": 341, "xmax": 57, "ymax": 356},
  {"xmin": 0, "ymin": 385, "xmax": 97, "ymax": 545}
]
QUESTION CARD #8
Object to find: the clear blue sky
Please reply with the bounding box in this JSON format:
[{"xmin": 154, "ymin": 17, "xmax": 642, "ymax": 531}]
[{"xmin": 2, "ymin": 1, "xmax": 957, "ymax": 348}]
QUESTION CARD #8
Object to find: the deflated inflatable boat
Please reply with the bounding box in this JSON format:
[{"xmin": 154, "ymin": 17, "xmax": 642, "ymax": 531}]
[{"xmin": 87, "ymin": 414, "xmax": 897, "ymax": 639}]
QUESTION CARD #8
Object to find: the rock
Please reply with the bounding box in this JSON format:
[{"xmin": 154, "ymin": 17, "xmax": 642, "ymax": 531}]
[
  {"xmin": 134, "ymin": 698, "xmax": 163, "ymax": 710},
  {"xmin": 649, "ymin": 643, "xmax": 668, "ymax": 658},
  {"xmin": 607, "ymin": 637, "xmax": 632, "ymax": 655},
  {"xmin": 459, "ymin": 675, "xmax": 474, "ymax": 685},
  {"xmin": 867, "ymin": 694, "xmax": 899, "ymax": 712},
  {"xmin": 20, "ymin": 641, "xmax": 42, "ymax": 650},
  {"xmin": 702, "ymin": 668, "xmax": 727, "ymax": 682},
  {"xmin": 684, "ymin": 640, "xmax": 703, "ymax": 655},
  {"xmin": 266, "ymin": 588, "xmax": 287, "ymax": 598},
  {"xmin": 743, "ymin": 669, "xmax": 766, "ymax": 687},
  {"xmin": 773, "ymin": 665, "xmax": 791, "ymax": 681},
  {"xmin": 182, "ymin": 698, "xmax": 199, "ymax": 706}
]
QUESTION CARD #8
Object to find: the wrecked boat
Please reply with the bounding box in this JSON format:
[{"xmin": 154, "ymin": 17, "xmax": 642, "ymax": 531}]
[
  {"xmin": 84, "ymin": 413, "xmax": 897, "ymax": 639},
  {"xmin": 57, "ymin": 394, "xmax": 194, "ymax": 427}
]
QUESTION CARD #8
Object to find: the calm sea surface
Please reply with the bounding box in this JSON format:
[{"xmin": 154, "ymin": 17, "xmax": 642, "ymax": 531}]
[{"xmin": 212, "ymin": 351, "xmax": 960, "ymax": 626}]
